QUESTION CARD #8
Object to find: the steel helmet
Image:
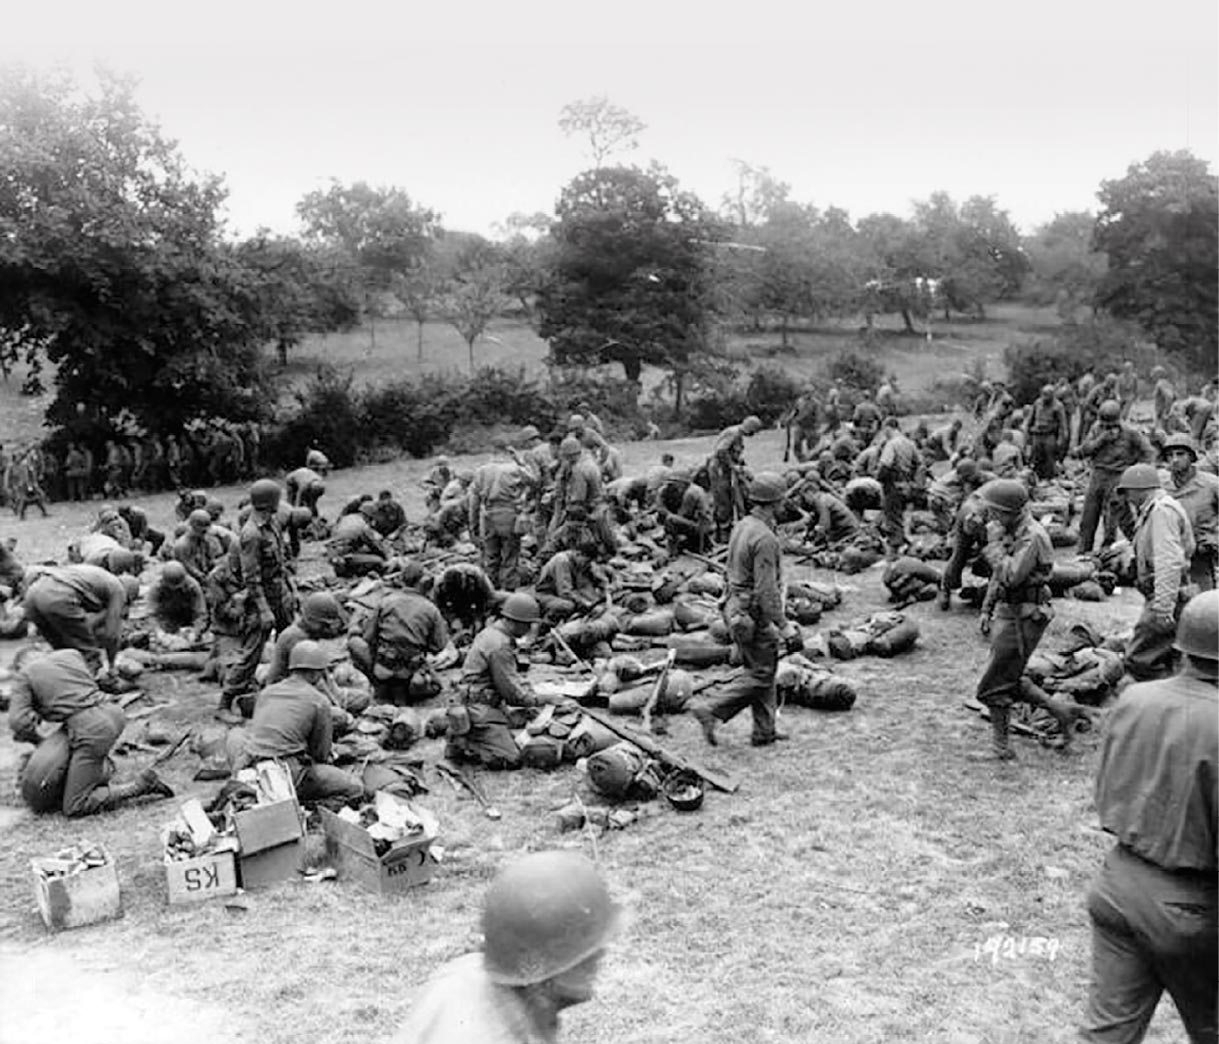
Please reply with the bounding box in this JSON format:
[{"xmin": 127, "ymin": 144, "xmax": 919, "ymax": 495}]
[
  {"xmin": 741, "ymin": 415, "xmax": 763, "ymax": 435},
  {"xmin": 747, "ymin": 472, "xmax": 786, "ymax": 504},
  {"xmin": 1174, "ymin": 590, "xmax": 1219, "ymax": 660},
  {"xmin": 249, "ymin": 479, "xmax": 282, "ymax": 511},
  {"xmin": 300, "ymin": 592, "xmax": 348, "ymax": 631},
  {"xmin": 482, "ymin": 851, "xmax": 620, "ymax": 986},
  {"xmin": 956, "ymin": 458, "xmax": 979, "ymax": 478},
  {"xmin": 1116, "ymin": 464, "xmax": 1160, "ymax": 491},
  {"xmin": 1098, "ymin": 400, "xmax": 1121, "ymax": 422},
  {"xmin": 1151, "ymin": 365, "xmax": 1166, "ymax": 379},
  {"xmin": 188, "ymin": 508, "xmax": 212, "ymax": 532},
  {"xmin": 107, "ymin": 548, "xmax": 137, "ymax": 575},
  {"xmin": 305, "ymin": 449, "xmax": 331, "ymax": 470},
  {"xmin": 978, "ymin": 479, "xmax": 1028, "ymax": 514},
  {"xmin": 288, "ymin": 639, "xmax": 329, "ymax": 671},
  {"xmin": 559, "ymin": 436, "xmax": 583, "ymax": 460},
  {"xmin": 289, "ymin": 506, "xmax": 313, "ymax": 527},
  {"xmin": 205, "ymin": 497, "xmax": 224, "ymax": 519},
  {"xmin": 120, "ymin": 575, "xmax": 141, "ymax": 603},
  {"xmin": 501, "ymin": 592, "xmax": 541, "ymax": 624},
  {"xmin": 1161, "ymin": 433, "xmax": 1199, "ymax": 461},
  {"xmin": 161, "ymin": 561, "xmax": 188, "ymax": 587}
]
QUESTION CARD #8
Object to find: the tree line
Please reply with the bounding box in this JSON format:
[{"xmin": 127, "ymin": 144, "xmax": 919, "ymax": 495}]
[{"xmin": 1, "ymin": 72, "xmax": 1215, "ymax": 451}]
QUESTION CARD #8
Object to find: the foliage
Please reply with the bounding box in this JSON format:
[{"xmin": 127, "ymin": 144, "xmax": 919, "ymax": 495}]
[
  {"xmin": 0, "ymin": 66, "xmax": 277, "ymax": 438},
  {"xmin": 439, "ymin": 238, "xmax": 511, "ymax": 371},
  {"xmin": 1092, "ymin": 150, "xmax": 1218, "ymax": 371},
  {"xmin": 267, "ymin": 365, "xmax": 364, "ymax": 468},
  {"xmin": 558, "ymin": 96, "xmax": 646, "ymax": 168},
  {"xmin": 744, "ymin": 365, "xmax": 803, "ymax": 425},
  {"xmin": 1021, "ymin": 211, "xmax": 1107, "ymax": 314},
  {"xmin": 546, "ymin": 368, "xmax": 644, "ymax": 433},
  {"xmin": 537, "ymin": 164, "xmax": 726, "ymax": 391},
  {"xmin": 1002, "ymin": 316, "xmax": 1153, "ymax": 405},
  {"xmin": 826, "ymin": 349, "xmax": 885, "ymax": 394}
]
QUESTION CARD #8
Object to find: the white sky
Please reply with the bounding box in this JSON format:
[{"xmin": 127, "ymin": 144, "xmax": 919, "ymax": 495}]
[{"xmin": 5, "ymin": 0, "xmax": 1217, "ymax": 239}]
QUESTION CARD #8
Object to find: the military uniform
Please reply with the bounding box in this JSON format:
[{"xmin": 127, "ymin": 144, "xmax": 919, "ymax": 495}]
[
  {"xmin": 449, "ymin": 622, "xmax": 544, "ymax": 769},
  {"xmin": 1082, "ymin": 664, "xmax": 1217, "ymax": 1042},
  {"xmin": 704, "ymin": 510, "xmax": 786, "ymax": 745},
  {"xmin": 470, "ymin": 456, "xmax": 530, "ymax": 590},
  {"xmin": 9, "ymin": 650, "xmax": 128, "ymax": 817},
  {"xmin": 804, "ymin": 490, "xmax": 860, "ymax": 544},
  {"xmin": 235, "ymin": 678, "xmax": 364, "ymax": 805},
  {"xmin": 1078, "ymin": 422, "xmax": 1154, "ymax": 552},
  {"xmin": 852, "ymin": 400, "xmax": 882, "ymax": 443},
  {"xmin": 362, "ymin": 589, "xmax": 449, "ymax": 705},
  {"xmin": 1152, "ymin": 378, "xmax": 1176, "ymax": 429},
  {"xmin": 975, "ymin": 515, "xmax": 1054, "ymax": 710},
  {"xmin": 1126, "ymin": 490, "xmax": 1194, "ymax": 681},
  {"xmin": 547, "ymin": 455, "xmax": 604, "ymax": 556},
  {"xmin": 1166, "ymin": 469, "xmax": 1219, "ymax": 591},
  {"xmin": 658, "ymin": 480, "xmax": 713, "ymax": 555},
  {"xmin": 709, "ymin": 425, "xmax": 749, "ymax": 540},
  {"xmin": 876, "ymin": 432, "xmax": 924, "ymax": 556},
  {"xmin": 1024, "ymin": 397, "xmax": 1068, "ymax": 480},
  {"xmin": 534, "ymin": 551, "xmax": 600, "ymax": 620},
  {"xmin": 285, "ymin": 467, "xmax": 326, "ymax": 516},
  {"xmin": 148, "ymin": 573, "xmax": 208, "ymax": 634},
  {"xmin": 327, "ymin": 513, "xmax": 388, "ymax": 578},
  {"xmin": 23, "ymin": 565, "xmax": 127, "ymax": 672}
]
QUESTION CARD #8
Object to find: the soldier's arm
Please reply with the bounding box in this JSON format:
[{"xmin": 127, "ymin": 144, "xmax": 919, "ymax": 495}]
[
  {"xmin": 9, "ymin": 674, "xmax": 42, "ymax": 744},
  {"xmin": 429, "ymin": 608, "xmax": 450, "ymax": 654},
  {"xmin": 238, "ymin": 526, "xmax": 269, "ymax": 616},
  {"xmin": 98, "ymin": 583, "xmax": 126, "ymax": 667},
  {"xmin": 487, "ymin": 644, "xmax": 537, "ymax": 707},
  {"xmin": 310, "ymin": 699, "xmax": 334, "ymax": 764},
  {"xmin": 1131, "ymin": 430, "xmax": 1155, "ymax": 463},
  {"xmin": 1148, "ymin": 508, "xmax": 1185, "ymax": 615},
  {"xmin": 190, "ymin": 583, "xmax": 209, "ymax": 634},
  {"xmin": 754, "ymin": 539, "xmax": 786, "ymax": 626}
]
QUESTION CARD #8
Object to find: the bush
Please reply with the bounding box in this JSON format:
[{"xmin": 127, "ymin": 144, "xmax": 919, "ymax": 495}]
[
  {"xmin": 266, "ymin": 366, "xmax": 363, "ymax": 468},
  {"xmin": 745, "ymin": 365, "xmax": 803, "ymax": 425},
  {"xmin": 547, "ymin": 368, "xmax": 642, "ymax": 438},
  {"xmin": 359, "ymin": 374, "xmax": 457, "ymax": 458},
  {"xmin": 1003, "ymin": 316, "xmax": 1154, "ymax": 405},
  {"xmin": 826, "ymin": 349, "xmax": 884, "ymax": 394}
]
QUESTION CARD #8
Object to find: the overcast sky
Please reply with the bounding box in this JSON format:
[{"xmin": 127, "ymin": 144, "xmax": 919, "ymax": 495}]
[{"xmin": 5, "ymin": 0, "xmax": 1216, "ymax": 239}]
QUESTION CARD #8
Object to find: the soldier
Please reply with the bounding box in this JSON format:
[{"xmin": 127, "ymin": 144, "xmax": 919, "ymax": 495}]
[
  {"xmin": 263, "ymin": 592, "xmax": 350, "ymax": 689},
  {"xmin": 367, "ymin": 489, "xmax": 407, "ymax": 538},
  {"xmin": 1081, "ymin": 374, "xmax": 1119, "ymax": 438},
  {"xmin": 172, "ymin": 509, "xmax": 225, "ymax": 584},
  {"xmin": 937, "ymin": 489, "xmax": 990, "ymax": 613},
  {"xmin": 1119, "ymin": 464, "xmax": 1195, "ymax": 682},
  {"xmin": 164, "ymin": 434, "xmax": 184, "ymax": 489},
  {"xmin": 285, "ymin": 465, "xmax": 326, "ymax": 517},
  {"xmin": 1076, "ymin": 400, "xmax": 1154, "ymax": 552},
  {"xmin": 1080, "ymin": 591, "xmax": 1217, "ymax": 1044},
  {"xmin": 9, "ymin": 449, "xmax": 49, "ymax": 519},
  {"xmin": 147, "ymin": 561, "xmax": 208, "ymax": 641},
  {"xmin": 327, "ymin": 508, "xmax": 390, "ymax": 578},
  {"xmin": 927, "ymin": 458, "xmax": 988, "ymax": 534},
  {"xmin": 356, "ymin": 563, "xmax": 449, "ymax": 705},
  {"xmin": 970, "ymin": 480, "xmax": 1074, "ymax": 760},
  {"xmin": 1162, "ymin": 434, "xmax": 1218, "ymax": 591},
  {"xmin": 534, "ymin": 545, "xmax": 607, "ymax": 621},
  {"xmin": 1151, "ymin": 366, "xmax": 1176, "ymax": 430},
  {"xmin": 991, "ymin": 429, "xmax": 1025, "ymax": 479},
  {"xmin": 690, "ymin": 473, "xmax": 801, "ymax": 748},
  {"xmin": 232, "ymin": 640, "xmax": 365, "ymax": 807},
  {"xmin": 422, "ymin": 456, "xmax": 454, "ymax": 514},
  {"xmin": 470, "ymin": 434, "xmax": 531, "ymax": 590},
  {"xmin": 241, "ymin": 421, "xmax": 262, "ymax": 478},
  {"xmin": 221, "ymin": 479, "xmax": 297, "ymax": 715},
  {"xmin": 546, "ymin": 436, "xmax": 603, "ymax": 555},
  {"xmin": 852, "ymin": 392, "xmax": 883, "ymax": 444},
  {"xmin": 22, "ymin": 564, "xmax": 139, "ymax": 673},
  {"xmin": 923, "ymin": 418, "xmax": 963, "ymax": 463},
  {"xmin": 1115, "ymin": 360, "xmax": 1139, "ymax": 420},
  {"xmin": 394, "ymin": 851, "xmax": 620, "ymax": 1044},
  {"xmin": 1023, "ymin": 384, "xmax": 1069, "ymax": 481},
  {"xmin": 709, "ymin": 415, "xmax": 762, "ymax": 542},
  {"xmin": 64, "ymin": 442, "xmax": 90, "ymax": 502},
  {"xmin": 446, "ymin": 593, "xmax": 569, "ymax": 769},
  {"xmin": 799, "ymin": 487, "xmax": 862, "ymax": 546},
  {"xmin": 876, "ymin": 422, "xmax": 926, "ymax": 558},
  {"xmin": 657, "ymin": 471, "xmax": 714, "ymax": 555},
  {"xmin": 876, "ymin": 375, "xmax": 899, "ymax": 417},
  {"xmin": 784, "ymin": 390, "xmax": 821, "ymax": 463},
  {"xmin": 11, "ymin": 648, "xmax": 174, "ymax": 816}
]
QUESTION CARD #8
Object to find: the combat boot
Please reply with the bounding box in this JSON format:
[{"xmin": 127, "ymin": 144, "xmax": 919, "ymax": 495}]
[
  {"xmin": 968, "ymin": 706, "xmax": 1016, "ymax": 761},
  {"xmin": 106, "ymin": 769, "xmax": 174, "ymax": 808},
  {"xmin": 690, "ymin": 706, "xmax": 719, "ymax": 747}
]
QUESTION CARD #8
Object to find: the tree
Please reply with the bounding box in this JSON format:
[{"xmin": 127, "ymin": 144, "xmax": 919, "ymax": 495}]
[
  {"xmin": 536, "ymin": 164, "xmax": 726, "ymax": 413},
  {"xmin": 395, "ymin": 253, "xmax": 444, "ymax": 362},
  {"xmin": 0, "ymin": 66, "xmax": 276, "ymax": 437},
  {"xmin": 296, "ymin": 180, "xmax": 440, "ymax": 348},
  {"xmin": 558, "ymin": 96, "xmax": 646, "ymax": 168},
  {"xmin": 440, "ymin": 239, "xmax": 510, "ymax": 372},
  {"xmin": 1092, "ymin": 150, "xmax": 1218, "ymax": 371},
  {"xmin": 1023, "ymin": 211, "xmax": 1107, "ymax": 316},
  {"xmin": 495, "ymin": 211, "xmax": 554, "ymax": 328}
]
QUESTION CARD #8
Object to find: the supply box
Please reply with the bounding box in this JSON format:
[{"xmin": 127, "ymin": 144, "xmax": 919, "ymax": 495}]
[
  {"xmin": 321, "ymin": 793, "xmax": 439, "ymax": 896},
  {"xmin": 32, "ymin": 841, "xmax": 122, "ymax": 931}
]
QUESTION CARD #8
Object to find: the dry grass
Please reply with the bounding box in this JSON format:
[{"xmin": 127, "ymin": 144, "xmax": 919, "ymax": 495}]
[{"xmin": 0, "ymin": 423, "xmax": 1188, "ymax": 1043}]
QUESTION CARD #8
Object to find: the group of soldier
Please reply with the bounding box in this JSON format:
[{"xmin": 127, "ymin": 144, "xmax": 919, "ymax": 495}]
[
  {"xmin": 3, "ymin": 366, "xmax": 1217, "ymax": 1044},
  {"xmin": 1, "ymin": 418, "xmax": 264, "ymax": 517}
]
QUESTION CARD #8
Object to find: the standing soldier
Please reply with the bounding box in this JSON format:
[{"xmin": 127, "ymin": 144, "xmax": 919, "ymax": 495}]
[
  {"xmin": 546, "ymin": 436, "xmax": 603, "ymax": 555},
  {"xmin": 1080, "ymin": 591, "xmax": 1217, "ymax": 1044},
  {"xmin": 1081, "ymin": 373, "xmax": 1118, "ymax": 437},
  {"xmin": 469, "ymin": 434, "xmax": 531, "ymax": 590},
  {"xmin": 64, "ymin": 443, "xmax": 90, "ymax": 503},
  {"xmin": 690, "ymin": 473, "xmax": 800, "ymax": 749},
  {"xmin": 1162, "ymin": 434, "xmax": 1218, "ymax": 591},
  {"xmin": 1076, "ymin": 401, "xmax": 1154, "ymax": 552},
  {"xmin": 1116, "ymin": 360, "xmax": 1139, "ymax": 420},
  {"xmin": 241, "ymin": 421, "xmax": 262, "ymax": 478},
  {"xmin": 970, "ymin": 480, "xmax": 1070, "ymax": 761},
  {"xmin": 221, "ymin": 479, "xmax": 297, "ymax": 716},
  {"xmin": 709, "ymin": 415, "xmax": 762, "ymax": 543},
  {"xmin": 875, "ymin": 422, "xmax": 925, "ymax": 559},
  {"xmin": 164, "ymin": 434, "xmax": 183, "ymax": 489},
  {"xmin": 852, "ymin": 392, "xmax": 883, "ymax": 444},
  {"xmin": 10, "ymin": 449, "xmax": 49, "ymax": 519},
  {"xmin": 1151, "ymin": 366, "xmax": 1176, "ymax": 429},
  {"xmin": 784, "ymin": 389, "xmax": 821, "ymax": 463},
  {"xmin": 102, "ymin": 439, "xmax": 125, "ymax": 498},
  {"xmin": 1023, "ymin": 384, "xmax": 1069, "ymax": 482},
  {"xmin": 1118, "ymin": 464, "xmax": 1195, "ymax": 682}
]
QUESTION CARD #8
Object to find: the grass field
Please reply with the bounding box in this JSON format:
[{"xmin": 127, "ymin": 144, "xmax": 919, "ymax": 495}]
[{"xmin": 0, "ymin": 424, "xmax": 1187, "ymax": 1044}]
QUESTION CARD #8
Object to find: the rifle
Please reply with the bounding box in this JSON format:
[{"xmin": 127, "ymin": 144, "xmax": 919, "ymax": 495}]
[
  {"xmin": 580, "ymin": 707, "xmax": 740, "ymax": 794},
  {"xmin": 640, "ymin": 648, "xmax": 677, "ymax": 735},
  {"xmin": 436, "ymin": 761, "xmax": 502, "ymax": 820},
  {"xmin": 687, "ymin": 551, "xmax": 727, "ymax": 574}
]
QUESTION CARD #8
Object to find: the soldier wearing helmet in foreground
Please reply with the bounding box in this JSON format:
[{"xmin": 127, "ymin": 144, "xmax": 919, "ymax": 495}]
[
  {"xmin": 709, "ymin": 414, "xmax": 763, "ymax": 543},
  {"xmin": 396, "ymin": 850, "xmax": 620, "ymax": 1044},
  {"xmin": 11, "ymin": 647, "xmax": 174, "ymax": 816},
  {"xmin": 1161, "ymin": 434, "xmax": 1218, "ymax": 591},
  {"xmin": 690, "ymin": 473, "xmax": 801, "ymax": 748},
  {"xmin": 231, "ymin": 640, "xmax": 365, "ymax": 807},
  {"xmin": 970, "ymin": 479, "xmax": 1077, "ymax": 760},
  {"xmin": 1081, "ymin": 590, "xmax": 1217, "ymax": 1044},
  {"xmin": 1075, "ymin": 400, "xmax": 1154, "ymax": 552},
  {"xmin": 221, "ymin": 479, "xmax": 297, "ymax": 715},
  {"xmin": 447, "ymin": 593, "xmax": 572, "ymax": 769},
  {"xmin": 1118, "ymin": 464, "xmax": 1195, "ymax": 682}
]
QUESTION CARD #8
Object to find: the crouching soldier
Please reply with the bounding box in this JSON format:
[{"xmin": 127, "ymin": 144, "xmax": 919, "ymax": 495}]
[
  {"xmin": 534, "ymin": 545, "xmax": 607, "ymax": 621},
  {"xmin": 231, "ymin": 640, "xmax": 365, "ymax": 808},
  {"xmin": 355, "ymin": 562, "xmax": 449, "ymax": 705},
  {"xmin": 326, "ymin": 507, "xmax": 390, "ymax": 578},
  {"xmin": 262, "ymin": 592, "xmax": 350, "ymax": 689},
  {"xmin": 446, "ymin": 593, "xmax": 570, "ymax": 769},
  {"xmin": 148, "ymin": 562, "xmax": 208, "ymax": 643},
  {"xmin": 11, "ymin": 648, "xmax": 173, "ymax": 816}
]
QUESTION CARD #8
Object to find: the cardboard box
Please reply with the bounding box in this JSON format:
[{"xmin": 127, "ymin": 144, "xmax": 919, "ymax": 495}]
[
  {"xmin": 320, "ymin": 803, "xmax": 440, "ymax": 896},
  {"xmin": 233, "ymin": 799, "xmax": 303, "ymax": 856},
  {"xmin": 32, "ymin": 846, "xmax": 122, "ymax": 931},
  {"xmin": 239, "ymin": 837, "xmax": 304, "ymax": 889},
  {"xmin": 165, "ymin": 846, "xmax": 239, "ymax": 905}
]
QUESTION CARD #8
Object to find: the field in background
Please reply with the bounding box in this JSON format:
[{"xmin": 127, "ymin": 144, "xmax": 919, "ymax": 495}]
[{"xmin": 0, "ymin": 424, "xmax": 1185, "ymax": 1044}]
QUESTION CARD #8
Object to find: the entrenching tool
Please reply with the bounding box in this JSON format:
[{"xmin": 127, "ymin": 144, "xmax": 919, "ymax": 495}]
[
  {"xmin": 437, "ymin": 761, "xmax": 502, "ymax": 820},
  {"xmin": 550, "ymin": 628, "xmax": 594, "ymax": 673}
]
